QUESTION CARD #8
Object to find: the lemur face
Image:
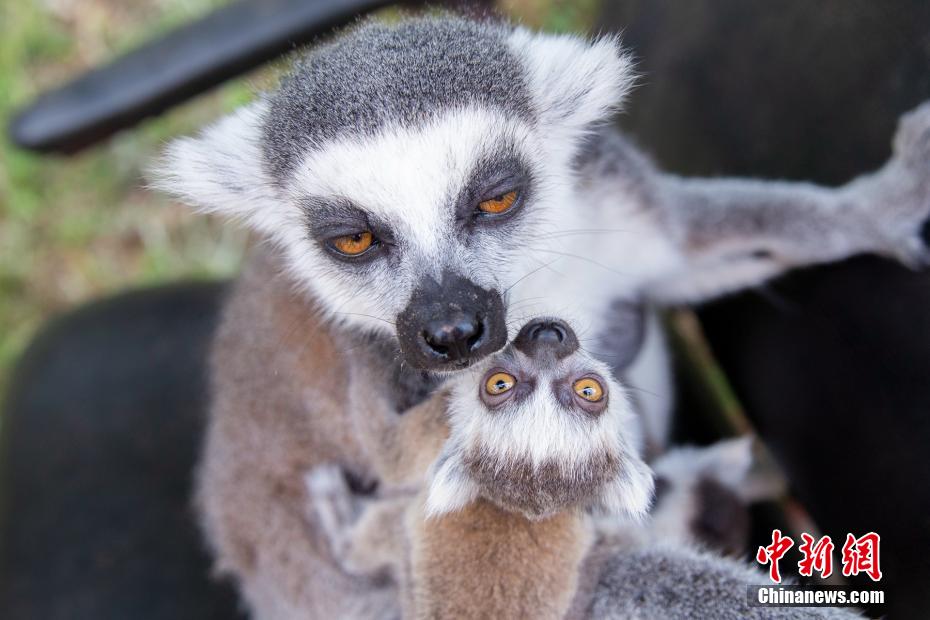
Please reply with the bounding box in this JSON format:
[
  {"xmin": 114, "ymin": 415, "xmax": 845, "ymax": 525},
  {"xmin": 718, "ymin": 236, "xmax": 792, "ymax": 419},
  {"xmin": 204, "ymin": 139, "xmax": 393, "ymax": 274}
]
[
  {"xmin": 157, "ymin": 16, "xmax": 634, "ymax": 371},
  {"xmin": 427, "ymin": 318, "xmax": 654, "ymax": 521}
]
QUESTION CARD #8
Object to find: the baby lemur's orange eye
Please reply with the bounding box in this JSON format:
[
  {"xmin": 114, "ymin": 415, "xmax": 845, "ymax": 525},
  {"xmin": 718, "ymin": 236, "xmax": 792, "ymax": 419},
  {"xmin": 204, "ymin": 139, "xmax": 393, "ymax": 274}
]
[
  {"xmin": 485, "ymin": 372, "xmax": 517, "ymax": 395},
  {"xmin": 331, "ymin": 231, "xmax": 374, "ymax": 256},
  {"xmin": 478, "ymin": 191, "xmax": 518, "ymax": 215},
  {"xmin": 573, "ymin": 378, "xmax": 604, "ymax": 402}
]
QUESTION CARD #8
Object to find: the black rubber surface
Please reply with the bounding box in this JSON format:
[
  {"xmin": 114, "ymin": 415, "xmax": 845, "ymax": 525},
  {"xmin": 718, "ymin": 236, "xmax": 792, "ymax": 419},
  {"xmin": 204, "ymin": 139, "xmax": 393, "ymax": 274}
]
[{"xmin": 0, "ymin": 282, "xmax": 242, "ymax": 620}]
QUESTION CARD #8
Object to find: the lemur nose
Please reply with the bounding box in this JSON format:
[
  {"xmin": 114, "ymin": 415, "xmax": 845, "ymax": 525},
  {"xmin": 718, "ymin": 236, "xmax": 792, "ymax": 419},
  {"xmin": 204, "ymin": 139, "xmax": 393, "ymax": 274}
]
[
  {"xmin": 514, "ymin": 318, "xmax": 579, "ymax": 360},
  {"xmin": 422, "ymin": 314, "xmax": 485, "ymax": 361},
  {"xmin": 396, "ymin": 270, "xmax": 506, "ymax": 370}
]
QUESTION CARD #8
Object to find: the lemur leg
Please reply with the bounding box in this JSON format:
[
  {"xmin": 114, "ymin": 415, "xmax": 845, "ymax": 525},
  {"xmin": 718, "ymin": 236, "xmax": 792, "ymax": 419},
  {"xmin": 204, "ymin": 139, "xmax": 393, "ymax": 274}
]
[{"xmin": 645, "ymin": 102, "xmax": 930, "ymax": 303}]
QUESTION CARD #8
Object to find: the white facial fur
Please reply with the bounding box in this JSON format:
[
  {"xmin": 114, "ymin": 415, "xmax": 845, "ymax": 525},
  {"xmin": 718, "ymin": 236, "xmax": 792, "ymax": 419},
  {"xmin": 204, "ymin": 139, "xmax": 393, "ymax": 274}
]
[
  {"xmin": 282, "ymin": 106, "xmax": 543, "ymax": 331},
  {"xmin": 425, "ymin": 345, "xmax": 654, "ymax": 521},
  {"xmin": 153, "ymin": 22, "xmax": 640, "ymax": 341}
]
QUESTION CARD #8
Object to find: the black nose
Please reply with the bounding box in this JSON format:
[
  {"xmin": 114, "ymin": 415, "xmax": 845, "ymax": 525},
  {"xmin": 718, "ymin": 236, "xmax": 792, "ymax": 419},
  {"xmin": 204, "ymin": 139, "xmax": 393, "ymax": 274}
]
[
  {"xmin": 422, "ymin": 314, "xmax": 485, "ymax": 361},
  {"xmin": 396, "ymin": 271, "xmax": 507, "ymax": 370},
  {"xmin": 514, "ymin": 318, "xmax": 579, "ymax": 360}
]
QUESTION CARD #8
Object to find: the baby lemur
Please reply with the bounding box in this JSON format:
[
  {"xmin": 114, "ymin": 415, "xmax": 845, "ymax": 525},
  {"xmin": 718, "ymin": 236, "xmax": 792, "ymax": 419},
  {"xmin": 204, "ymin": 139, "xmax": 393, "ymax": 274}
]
[
  {"xmin": 306, "ymin": 318, "xmax": 853, "ymax": 619},
  {"xmin": 155, "ymin": 13, "xmax": 930, "ymax": 618},
  {"xmin": 309, "ymin": 317, "xmax": 650, "ymax": 619}
]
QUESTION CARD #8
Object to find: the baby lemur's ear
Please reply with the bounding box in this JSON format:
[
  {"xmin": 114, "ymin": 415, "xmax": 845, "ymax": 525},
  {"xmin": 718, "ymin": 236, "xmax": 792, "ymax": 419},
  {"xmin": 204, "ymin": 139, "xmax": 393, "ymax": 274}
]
[
  {"xmin": 653, "ymin": 436, "xmax": 785, "ymax": 504},
  {"xmin": 595, "ymin": 454, "xmax": 655, "ymax": 522},
  {"xmin": 510, "ymin": 28, "xmax": 635, "ymax": 138},
  {"xmin": 424, "ymin": 447, "xmax": 480, "ymax": 518},
  {"xmin": 151, "ymin": 100, "xmax": 291, "ymax": 237}
]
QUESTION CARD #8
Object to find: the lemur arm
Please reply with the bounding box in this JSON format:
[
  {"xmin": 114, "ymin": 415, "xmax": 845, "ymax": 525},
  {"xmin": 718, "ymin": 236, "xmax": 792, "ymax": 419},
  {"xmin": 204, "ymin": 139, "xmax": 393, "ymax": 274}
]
[
  {"xmin": 372, "ymin": 388, "xmax": 451, "ymax": 487},
  {"xmin": 643, "ymin": 102, "xmax": 930, "ymax": 304},
  {"xmin": 306, "ymin": 384, "xmax": 451, "ymax": 584}
]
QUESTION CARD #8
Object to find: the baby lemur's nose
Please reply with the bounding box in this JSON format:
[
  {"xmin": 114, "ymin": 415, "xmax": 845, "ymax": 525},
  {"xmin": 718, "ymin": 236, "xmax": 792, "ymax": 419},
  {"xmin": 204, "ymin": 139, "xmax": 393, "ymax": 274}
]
[{"xmin": 514, "ymin": 318, "xmax": 579, "ymax": 360}]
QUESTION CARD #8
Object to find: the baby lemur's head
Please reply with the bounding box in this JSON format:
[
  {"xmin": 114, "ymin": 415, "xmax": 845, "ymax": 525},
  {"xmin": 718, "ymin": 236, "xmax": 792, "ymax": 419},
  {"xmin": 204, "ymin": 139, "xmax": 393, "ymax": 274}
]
[
  {"xmin": 155, "ymin": 15, "xmax": 634, "ymax": 372},
  {"xmin": 426, "ymin": 318, "xmax": 654, "ymax": 521}
]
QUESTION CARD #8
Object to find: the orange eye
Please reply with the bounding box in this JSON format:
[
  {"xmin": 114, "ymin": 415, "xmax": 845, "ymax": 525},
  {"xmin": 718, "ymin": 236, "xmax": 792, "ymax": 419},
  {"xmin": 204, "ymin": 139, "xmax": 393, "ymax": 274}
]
[
  {"xmin": 485, "ymin": 372, "xmax": 517, "ymax": 395},
  {"xmin": 573, "ymin": 378, "xmax": 604, "ymax": 402},
  {"xmin": 478, "ymin": 191, "xmax": 518, "ymax": 215},
  {"xmin": 331, "ymin": 231, "xmax": 374, "ymax": 256}
]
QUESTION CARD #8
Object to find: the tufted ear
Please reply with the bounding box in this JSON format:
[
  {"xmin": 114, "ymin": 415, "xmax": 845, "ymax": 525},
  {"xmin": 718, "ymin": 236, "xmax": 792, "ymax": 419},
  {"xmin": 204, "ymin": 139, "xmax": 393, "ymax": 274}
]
[
  {"xmin": 151, "ymin": 100, "xmax": 292, "ymax": 237},
  {"xmin": 696, "ymin": 437, "xmax": 785, "ymax": 503},
  {"xmin": 509, "ymin": 28, "xmax": 635, "ymax": 138},
  {"xmin": 424, "ymin": 447, "xmax": 480, "ymax": 518},
  {"xmin": 595, "ymin": 454, "xmax": 655, "ymax": 522}
]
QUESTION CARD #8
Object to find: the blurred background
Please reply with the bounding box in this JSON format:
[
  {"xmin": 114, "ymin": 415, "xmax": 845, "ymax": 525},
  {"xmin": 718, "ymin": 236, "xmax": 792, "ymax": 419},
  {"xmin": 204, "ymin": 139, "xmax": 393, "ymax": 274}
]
[
  {"xmin": 0, "ymin": 0, "xmax": 597, "ymax": 400},
  {"xmin": 3, "ymin": 1, "xmax": 929, "ymax": 618}
]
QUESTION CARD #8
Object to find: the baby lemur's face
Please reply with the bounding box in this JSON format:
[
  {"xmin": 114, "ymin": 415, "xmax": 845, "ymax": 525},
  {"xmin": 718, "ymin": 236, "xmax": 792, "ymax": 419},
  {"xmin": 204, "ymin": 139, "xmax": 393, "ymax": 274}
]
[
  {"xmin": 427, "ymin": 318, "xmax": 654, "ymax": 521},
  {"xmin": 157, "ymin": 16, "xmax": 634, "ymax": 373}
]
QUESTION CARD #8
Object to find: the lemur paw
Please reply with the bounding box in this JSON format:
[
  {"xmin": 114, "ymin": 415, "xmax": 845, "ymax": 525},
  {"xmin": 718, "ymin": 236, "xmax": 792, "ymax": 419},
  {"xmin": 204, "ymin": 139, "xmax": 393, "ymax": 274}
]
[
  {"xmin": 885, "ymin": 101, "xmax": 930, "ymax": 267},
  {"xmin": 304, "ymin": 464, "xmax": 360, "ymax": 555},
  {"xmin": 893, "ymin": 101, "xmax": 930, "ymax": 168}
]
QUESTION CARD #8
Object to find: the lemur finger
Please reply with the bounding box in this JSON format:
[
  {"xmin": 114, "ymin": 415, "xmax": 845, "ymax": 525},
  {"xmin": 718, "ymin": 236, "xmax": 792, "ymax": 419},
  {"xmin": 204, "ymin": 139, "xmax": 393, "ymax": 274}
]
[
  {"xmin": 893, "ymin": 101, "xmax": 930, "ymax": 168},
  {"xmin": 880, "ymin": 101, "xmax": 930, "ymax": 263},
  {"xmin": 304, "ymin": 465, "xmax": 360, "ymax": 541}
]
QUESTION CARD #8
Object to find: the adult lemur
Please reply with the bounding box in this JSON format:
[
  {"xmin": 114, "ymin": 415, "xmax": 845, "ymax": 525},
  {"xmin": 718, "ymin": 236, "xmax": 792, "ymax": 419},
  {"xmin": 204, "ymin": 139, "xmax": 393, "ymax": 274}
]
[{"xmin": 156, "ymin": 14, "xmax": 930, "ymax": 619}]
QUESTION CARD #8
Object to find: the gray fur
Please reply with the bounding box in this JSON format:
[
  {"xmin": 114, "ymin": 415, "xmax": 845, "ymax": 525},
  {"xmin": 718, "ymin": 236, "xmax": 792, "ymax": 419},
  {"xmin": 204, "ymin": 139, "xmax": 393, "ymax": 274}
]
[
  {"xmin": 689, "ymin": 477, "xmax": 750, "ymax": 557},
  {"xmin": 350, "ymin": 328, "xmax": 444, "ymax": 413},
  {"xmin": 574, "ymin": 130, "xmax": 659, "ymax": 208},
  {"xmin": 584, "ymin": 544, "xmax": 861, "ymax": 620},
  {"xmin": 263, "ymin": 16, "xmax": 533, "ymax": 181},
  {"xmin": 596, "ymin": 298, "xmax": 646, "ymax": 374}
]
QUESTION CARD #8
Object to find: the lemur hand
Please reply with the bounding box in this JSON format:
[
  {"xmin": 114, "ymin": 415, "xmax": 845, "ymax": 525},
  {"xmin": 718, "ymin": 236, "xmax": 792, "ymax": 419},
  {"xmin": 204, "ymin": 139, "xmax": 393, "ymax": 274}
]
[{"xmin": 870, "ymin": 101, "xmax": 930, "ymax": 267}]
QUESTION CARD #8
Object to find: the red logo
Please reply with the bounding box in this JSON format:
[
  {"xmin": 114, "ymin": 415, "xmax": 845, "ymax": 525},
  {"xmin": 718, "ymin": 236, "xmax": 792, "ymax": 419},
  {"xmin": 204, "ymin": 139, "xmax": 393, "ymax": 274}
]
[
  {"xmin": 756, "ymin": 529, "xmax": 794, "ymax": 583},
  {"xmin": 757, "ymin": 531, "xmax": 881, "ymax": 583},
  {"xmin": 841, "ymin": 532, "xmax": 882, "ymax": 582},
  {"xmin": 798, "ymin": 534, "xmax": 834, "ymax": 578}
]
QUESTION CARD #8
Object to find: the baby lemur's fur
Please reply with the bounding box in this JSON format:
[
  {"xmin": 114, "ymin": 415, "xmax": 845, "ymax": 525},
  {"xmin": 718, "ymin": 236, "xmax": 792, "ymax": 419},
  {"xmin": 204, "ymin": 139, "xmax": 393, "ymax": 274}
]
[
  {"xmin": 306, "ymin": 319, "xmax": 854, "ymax": 619},
  {"xmin": 157, "ymin": 14, "xmax": 930, "ymax": 618},
  {"xmin": 310, "ymin": 317, "xmax": 652, "ymax": 619}
]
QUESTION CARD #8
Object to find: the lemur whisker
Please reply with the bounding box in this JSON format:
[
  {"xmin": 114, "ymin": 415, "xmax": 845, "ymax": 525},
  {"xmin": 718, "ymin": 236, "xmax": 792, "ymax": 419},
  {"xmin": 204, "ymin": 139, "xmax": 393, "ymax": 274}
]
[
  {"xmin": 507, "ymin": 295, "xmax": 547, "ymax": 307},
  {"xmin": 502, "ymin": 258, "xmax": 562, "ymax": 294},
  {"xmin": 528, "ymin": 247, "xmax": 637, "ymax": 278},
  {"xmin": 334, "ymin": 312, "xmax": 396, "ymax": 326},
  {"xmin": 623, "ymin": 383, "xmax": 662, "ymax": 399},
  {"xmin": 277, "ymin": 302, "xmax": 338, "ymax": 350},
  {"xmin": 533, "ymin": 228, "xmax": 634, "ymax": 240}
]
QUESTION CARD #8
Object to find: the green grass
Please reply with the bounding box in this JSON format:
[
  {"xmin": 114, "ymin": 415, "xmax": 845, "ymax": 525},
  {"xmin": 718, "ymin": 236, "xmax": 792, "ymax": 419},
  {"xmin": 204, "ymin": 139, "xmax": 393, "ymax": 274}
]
[
  {"xmin": 0, "ymin": 0, "xmax": 265, "ymax": 399},
  {"xmin": 0, "ymin": 0, "xmax": 600, "ymax": 402}
]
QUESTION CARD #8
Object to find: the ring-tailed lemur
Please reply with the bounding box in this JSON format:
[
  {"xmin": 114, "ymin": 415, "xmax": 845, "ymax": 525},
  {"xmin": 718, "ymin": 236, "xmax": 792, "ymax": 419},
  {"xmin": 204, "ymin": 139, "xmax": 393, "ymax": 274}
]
[
  {"xmin": 156, "ymin": 14, "xmax": 930, "ymax": 618},
  {"xmin": 305, "ymin": 317, "xmax": 853, "ymax": 619},
  {"xmin": 308, "ymin": 316, "xmax": 651, "ymax": 619},
  {"xmin": 158, "ymin": 15, "xmax": 930, "ymax": 450}
]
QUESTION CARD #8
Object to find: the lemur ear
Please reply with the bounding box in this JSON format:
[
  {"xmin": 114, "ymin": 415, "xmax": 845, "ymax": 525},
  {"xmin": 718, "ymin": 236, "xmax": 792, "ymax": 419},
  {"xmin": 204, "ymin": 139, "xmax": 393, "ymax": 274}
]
[
  {"xmin": 424, "ymin": 448, "xmax": 480, "ymax": 518},
  {"xmin": 689, "ymin": 436, "xmax": 785, "ymax": 503},
  {"xmin": 596, "ymin": 455, "xmax": 655, "ymax": 522},
  {"xmin": 151, "ymin": 99, "xmax": 290, "ymax": 236},
  {"xmin": 694, "ymin": 436, "xmax": 756, "ymax": 491},
  {"xmin": 510, "ymin": 28, "xmax": 635, "ymax": 136}
]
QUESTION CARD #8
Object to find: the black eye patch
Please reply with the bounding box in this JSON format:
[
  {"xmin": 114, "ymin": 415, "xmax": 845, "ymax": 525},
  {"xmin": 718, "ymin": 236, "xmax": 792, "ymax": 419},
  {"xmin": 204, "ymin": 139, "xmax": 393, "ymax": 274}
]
[
  {"xmin": 456, "ymin": 149, "xmax": 535, "ymax": 225},
  {"xmin": 300, "ymin": 197, "xmax": 396, "ymax": 262}
]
